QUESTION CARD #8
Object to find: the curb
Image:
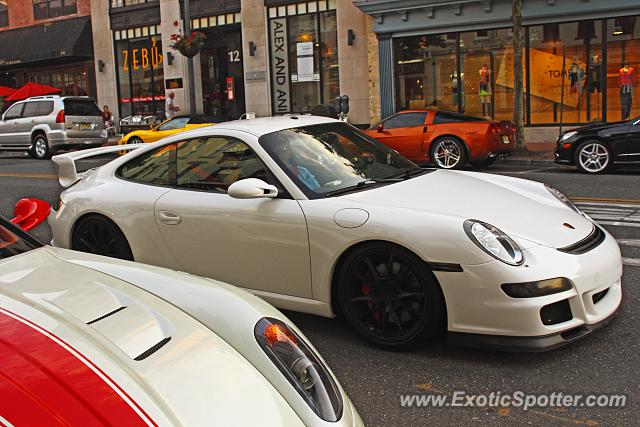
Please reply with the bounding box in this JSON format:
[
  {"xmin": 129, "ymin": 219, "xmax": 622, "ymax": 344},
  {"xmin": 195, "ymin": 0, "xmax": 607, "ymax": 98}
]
[{"xmin": 496, "ymin": 158, "xmax": 557, "ymax": 167}]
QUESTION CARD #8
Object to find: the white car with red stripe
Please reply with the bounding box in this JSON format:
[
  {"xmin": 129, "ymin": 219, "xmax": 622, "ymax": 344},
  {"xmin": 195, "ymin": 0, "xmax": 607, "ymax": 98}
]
[{"xmin": 0, "ymin": 203, "xmax": 362, "ymax": 427}]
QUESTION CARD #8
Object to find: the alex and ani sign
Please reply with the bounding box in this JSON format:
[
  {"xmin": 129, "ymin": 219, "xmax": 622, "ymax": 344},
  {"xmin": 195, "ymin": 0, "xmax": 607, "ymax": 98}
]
[{"xmin": 270, "ymin": 18, "xmax": 290, "ymax": 113}]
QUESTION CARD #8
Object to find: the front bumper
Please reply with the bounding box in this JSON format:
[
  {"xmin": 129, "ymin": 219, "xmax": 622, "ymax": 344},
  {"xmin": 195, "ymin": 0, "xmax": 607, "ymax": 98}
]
[
  {"xmin": 435, "ymin": 227, "xmax": 622, "ymax": 350},
  {"xmin": 448, "ymin": 305, "xmax": 618, "ymax": 352}
]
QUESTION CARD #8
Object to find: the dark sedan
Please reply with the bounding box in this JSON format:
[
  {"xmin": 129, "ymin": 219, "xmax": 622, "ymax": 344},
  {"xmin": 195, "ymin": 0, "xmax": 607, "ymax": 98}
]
[{"xmin": 555, "ymin": 117, "xmax": 640, "ymax": 173}]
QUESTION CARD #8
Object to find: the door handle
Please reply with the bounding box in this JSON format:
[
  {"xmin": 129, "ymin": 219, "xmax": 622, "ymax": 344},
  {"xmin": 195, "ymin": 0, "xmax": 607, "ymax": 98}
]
[{"xmin": 158, "ymin": 210, "xmax": 182, "ymax": 225}]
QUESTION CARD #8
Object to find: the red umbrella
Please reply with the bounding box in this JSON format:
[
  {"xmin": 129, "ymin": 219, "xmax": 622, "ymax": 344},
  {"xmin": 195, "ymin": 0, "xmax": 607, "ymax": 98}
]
[
  {"xmin": 5, "ymin": 82, "xmax": 61, "ymax": 101},
  {"xmin": 0, "ymin": 86, "xmax": 16, "ymax": 98}
]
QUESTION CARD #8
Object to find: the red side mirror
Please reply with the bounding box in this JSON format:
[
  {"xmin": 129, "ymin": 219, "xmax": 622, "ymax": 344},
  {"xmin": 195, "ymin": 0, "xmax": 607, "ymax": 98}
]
[
  {"xmin": 377, "ymin": 123, "xmax": 384, "ymax": 133},
  {"xmin": 11, "ymin": 198, "xmax": 51, "ymax": 231}
]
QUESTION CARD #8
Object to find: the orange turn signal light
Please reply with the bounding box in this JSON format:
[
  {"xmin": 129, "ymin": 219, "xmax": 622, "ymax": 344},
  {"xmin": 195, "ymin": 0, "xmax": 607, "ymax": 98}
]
[
  {"xmin": 264, "ymin": 323, "xmax": 297, "ymax": 346},
  {"xmin": 562, "ymin": 143, "xmax": 572, "ymax": 149}
]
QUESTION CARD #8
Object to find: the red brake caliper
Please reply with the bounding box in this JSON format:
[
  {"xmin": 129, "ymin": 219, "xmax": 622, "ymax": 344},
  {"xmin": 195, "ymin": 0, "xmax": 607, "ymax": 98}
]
[{"xmin": 361, "ymin": 274, "xmax": 380, "ymax": 321}]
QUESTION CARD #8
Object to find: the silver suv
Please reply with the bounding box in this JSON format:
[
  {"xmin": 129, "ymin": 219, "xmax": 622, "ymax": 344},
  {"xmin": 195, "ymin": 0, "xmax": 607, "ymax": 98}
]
[{"xmin": 0, "ymin": 95, "xmax": 107, "ymax": 159}]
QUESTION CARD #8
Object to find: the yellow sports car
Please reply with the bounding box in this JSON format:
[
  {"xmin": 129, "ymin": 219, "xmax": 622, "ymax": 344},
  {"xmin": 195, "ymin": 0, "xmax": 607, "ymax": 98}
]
[{"xmin": 118, "ymin": 115, "xmax": 215, "ymax": 145}]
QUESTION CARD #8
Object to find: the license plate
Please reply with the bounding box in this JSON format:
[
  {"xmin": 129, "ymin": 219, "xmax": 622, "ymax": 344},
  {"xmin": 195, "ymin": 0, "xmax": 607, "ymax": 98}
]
[
  {"xmin": 502, "ymin": 135, "xmax": 510, "ymax": 144},
  {"xmin": 79, "ymin": 123, "xmax": 92, "ymax": 130}
]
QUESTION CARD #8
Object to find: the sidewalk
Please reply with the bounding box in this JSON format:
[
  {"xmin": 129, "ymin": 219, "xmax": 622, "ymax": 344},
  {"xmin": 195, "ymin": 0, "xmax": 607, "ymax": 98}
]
[{"xmin": 502, "ymin": 142, "xmax": 556, "ymax": 166}]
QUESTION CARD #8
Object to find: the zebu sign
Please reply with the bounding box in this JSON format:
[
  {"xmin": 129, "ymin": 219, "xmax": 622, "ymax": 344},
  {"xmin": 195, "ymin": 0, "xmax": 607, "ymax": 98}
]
[{"xmin": 269, "ymin": 18, "xmax": 290, "ymax": 113}]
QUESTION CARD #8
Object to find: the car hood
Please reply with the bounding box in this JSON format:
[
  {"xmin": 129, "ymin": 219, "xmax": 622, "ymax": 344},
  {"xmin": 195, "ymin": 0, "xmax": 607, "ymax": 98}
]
[
  {"xmin": 341, "ymin": 170, "xmax": 593, "ymax": 249},
  {"xmin": 574, "ymin": 121, "xmax": 628, "ymax": 134},
  {"xmin": 0, "ymin": 247, "xmax": 304, "ymax": 426}
]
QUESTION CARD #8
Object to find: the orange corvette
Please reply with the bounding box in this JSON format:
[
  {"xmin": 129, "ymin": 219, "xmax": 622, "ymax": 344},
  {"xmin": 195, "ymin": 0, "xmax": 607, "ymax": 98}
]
[{"xmin": 363, "ymin": 109, "xmax": 515, "ymax": 169}]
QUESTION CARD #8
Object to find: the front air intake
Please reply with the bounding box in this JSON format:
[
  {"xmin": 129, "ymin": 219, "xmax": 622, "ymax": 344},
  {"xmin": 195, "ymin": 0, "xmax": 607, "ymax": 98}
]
[{"xmin": 557, "ymin": 225, "xmax": 605, "ymax": 255}]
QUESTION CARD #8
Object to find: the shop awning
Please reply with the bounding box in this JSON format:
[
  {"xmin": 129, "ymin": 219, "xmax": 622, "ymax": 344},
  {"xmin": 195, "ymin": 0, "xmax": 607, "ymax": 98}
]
[{"xmin": 0, "ymin": 16, "xmax": 93, "ymax": 69}]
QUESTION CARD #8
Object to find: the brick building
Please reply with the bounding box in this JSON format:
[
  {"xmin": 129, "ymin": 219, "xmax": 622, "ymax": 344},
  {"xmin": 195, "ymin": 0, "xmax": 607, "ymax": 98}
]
[{"xmin": 0, "ymin": 0, "xmax": 96, "ymax": 98}]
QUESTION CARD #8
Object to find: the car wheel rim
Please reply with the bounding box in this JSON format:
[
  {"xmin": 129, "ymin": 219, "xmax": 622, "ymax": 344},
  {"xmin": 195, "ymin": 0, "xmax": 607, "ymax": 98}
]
[
  {"xmin": 433, "ymin": 140, "xmax": 461, "ymax": 168},
  {"xmin": 579, "ymin": 143, "xmax": 609, "ymax": 173},
  {"xmin": 35, "ymin": 138, "xmax": 47, "ymax": 157},
  {"xmin": 131, "ymin": 138, "xmax": 142, "ymax": 144},
  {"xmin": 344, "ymin": 249, "xmax": 428, "ymax": 344},
  {"xmin": 75, "ymin": 221, "xmax": 127, "ymax": 258}
]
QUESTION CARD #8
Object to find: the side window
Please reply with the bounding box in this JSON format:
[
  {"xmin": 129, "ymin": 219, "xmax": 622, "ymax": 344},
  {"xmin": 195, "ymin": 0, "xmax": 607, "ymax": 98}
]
[
  {"xmin": 3, "ymin": 103, "xmax": 24, "ymax": 120},
  {"xmin": 21, "ymin": 102, "xmax": 38, "ymax": 118},
  {"xmin": 176, "ymin": 137, "xmax": 269, "ymax": 193},
  {"xmin": 116, "ymin": 144, "xmax": 177, "ymax": 186},
  {"xmin": 36, "ymin": 101, "xmax": 54, "ymax": 116},
  {"xmin": 383, "ymin": 112, "xmax": 427, "ymax": 129}
]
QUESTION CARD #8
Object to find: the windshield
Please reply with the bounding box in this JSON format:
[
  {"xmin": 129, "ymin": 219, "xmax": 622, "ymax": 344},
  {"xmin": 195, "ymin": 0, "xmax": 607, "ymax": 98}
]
[
  {"xmin": 158, "ymin": 117, "xmax": 190, "ymax": 131},
  {"xmin": 259, "ymin": 123, "xmax": 422, "ymax": 198},
  {"xmin": 0, "ymin": 218, "xmax": 41, "ymax": 260}
]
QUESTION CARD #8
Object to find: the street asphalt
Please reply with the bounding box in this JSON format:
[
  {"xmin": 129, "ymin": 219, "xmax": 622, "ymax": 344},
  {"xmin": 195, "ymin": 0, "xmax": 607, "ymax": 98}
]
[{"xmin": 1, "ymin": 153, "xmax": 638, "ymax": 426}]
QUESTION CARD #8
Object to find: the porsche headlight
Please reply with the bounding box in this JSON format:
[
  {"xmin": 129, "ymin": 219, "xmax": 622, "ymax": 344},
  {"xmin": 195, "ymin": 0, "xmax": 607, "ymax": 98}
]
[
  {"xmin": 559, "ymin": 131, "xmax": 577, "ymax": 142},
  {"xmin": 545, "ymin": 184, "xmax": 587, "ymax": 218},
  {"xmin": 464, "ymin": 220, "xmax": 524, "ymax": 266},
  {"xmin": 255, "ymin": 318, "xmax": 343, "ymax": 422}
]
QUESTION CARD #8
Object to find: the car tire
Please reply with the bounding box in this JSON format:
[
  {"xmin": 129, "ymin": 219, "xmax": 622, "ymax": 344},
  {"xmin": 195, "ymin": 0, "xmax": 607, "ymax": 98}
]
[
  {"xmin": 574, "ymin": 140, "xmax": 613, "ymax": 174},
  {"xmin": 30, "ymin": 133, "xmax": 51, "ymax": 160},
  {"xmin": 72, "ymin": 214, "xmax": 134, "ymax": 261},
  {"xmin": 336, "ymin": 242, "xmax": 445, "ymax": 350},
  {"xmin": 430, "ymin": 137, "xmax": 468, "ymax": 169}
]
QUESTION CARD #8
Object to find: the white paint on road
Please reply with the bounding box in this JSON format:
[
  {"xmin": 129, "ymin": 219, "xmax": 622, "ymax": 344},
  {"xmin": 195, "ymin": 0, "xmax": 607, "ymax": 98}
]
[
  {"xmin": 576, "ymin": 202, "xmax": 640, "ymax": 229},
  {"xmin": 623, "ymin": 258, "xmax": 640, "ymax": 267}
]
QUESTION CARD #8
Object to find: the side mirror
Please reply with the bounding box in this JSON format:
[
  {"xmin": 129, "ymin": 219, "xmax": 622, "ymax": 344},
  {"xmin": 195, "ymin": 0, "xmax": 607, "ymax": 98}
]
[
  {"xmin": 228, "ymin": 178, "xmax": 278, "ymax": 199},
  {"xmin": 377, "ymin": 123, "xmax": 384, "ymax": 133},
  {"xmin": 11, "ymin": 198, "xmax": 51, "ymax": 231}
]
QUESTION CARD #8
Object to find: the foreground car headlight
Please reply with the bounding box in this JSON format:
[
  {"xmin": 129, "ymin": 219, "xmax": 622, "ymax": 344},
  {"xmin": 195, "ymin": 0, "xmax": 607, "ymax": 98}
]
[
  {"xmin": 545, "ymin": 184, "xmax": 587, "ymax": 218},
  {"xmin": 501, "ymin": 278, "xmax": 572, "ymax": 298},
  {"xmin": 255, "ymin": 318, "xmax": 343, "ymax": 422},
  {"xmin": 464, "ymin": 220, "xmax": 524, "ymax": 266},
  {"xmin": 559, "ymin": 131, "xmax": 577, "ymax": 142}
]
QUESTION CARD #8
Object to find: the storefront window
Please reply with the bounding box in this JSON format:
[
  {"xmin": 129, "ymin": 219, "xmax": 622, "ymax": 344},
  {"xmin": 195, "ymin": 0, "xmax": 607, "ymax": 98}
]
[
  {"xmin": 26, "ymin": 68, "xmax": 90, "ymax": 96},
  {"xmin": 268, "ymin": 1, "xmax": 339, "ymax": 114},
  {"xmin": 0, "ymin": 3, "xmax": 8, "ymax": 27},
  {"xmin": 33, "ymin": 0, "xmax": 77, "ymax": 20},
  {"xmin": 457, "ymin": 29, "xmax": 514, "ymax": 121},
  {"xmin": 607, "ymin": 16, "xmax": 639, "ymax": 121},
  {"xmin": 115, "ymin": 33, "xmax": 164, "ymax": 118},
  {"xmin": 528, "ymin": 21, "xmax": 603, "ymax": 124},
  {"xmin": 394, "ymin": 34, "xmax": 457, "ymax": 112}
]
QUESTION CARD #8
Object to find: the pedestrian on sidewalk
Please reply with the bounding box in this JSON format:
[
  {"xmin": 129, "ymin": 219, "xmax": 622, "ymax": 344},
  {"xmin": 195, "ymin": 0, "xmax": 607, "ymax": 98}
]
[{"xmin": 165, "ymin": 92, "xmax": 180, "ymax": 119}]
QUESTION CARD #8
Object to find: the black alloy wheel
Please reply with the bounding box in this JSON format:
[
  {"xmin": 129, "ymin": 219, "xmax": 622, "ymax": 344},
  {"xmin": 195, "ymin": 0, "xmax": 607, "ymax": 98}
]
[
  {"xmin": 72, "ymin": 215, "xmax": 134, "ymax": 261},
  {"xmin": 337, "ymin": 243, "xmax": 445, "ymax": 349}
]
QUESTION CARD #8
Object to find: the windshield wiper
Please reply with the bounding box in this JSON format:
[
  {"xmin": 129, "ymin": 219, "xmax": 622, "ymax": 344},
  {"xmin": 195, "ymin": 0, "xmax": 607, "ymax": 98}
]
[
  {"xmin": 324, "ymin": 180, "xmax": 390, "ymax": 197},
  {"xmin": 385, "ymin": 167, "xmax": 429, "ymax": 180}
]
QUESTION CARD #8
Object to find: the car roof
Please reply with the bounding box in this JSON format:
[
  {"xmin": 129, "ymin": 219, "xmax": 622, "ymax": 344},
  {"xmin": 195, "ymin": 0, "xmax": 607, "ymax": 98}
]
[{"xmin": 211, "ymin": 114, "xmax": 340, "ymax": 137}]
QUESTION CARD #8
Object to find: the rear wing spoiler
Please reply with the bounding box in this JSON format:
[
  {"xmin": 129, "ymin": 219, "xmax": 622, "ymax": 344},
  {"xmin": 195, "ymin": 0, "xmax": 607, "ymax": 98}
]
[{"xmin": 52, "ymin": 144, "xmax": 145, "ymax": 188}]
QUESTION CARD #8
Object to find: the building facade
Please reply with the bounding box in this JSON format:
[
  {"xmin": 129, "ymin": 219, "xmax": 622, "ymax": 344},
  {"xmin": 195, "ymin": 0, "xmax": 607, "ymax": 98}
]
[
  {"xmin": 355, "ymin": 0, "xmax": 640, "ymax": 136},
  {"xmin": 0, "ymin": 0, "xmax": 96, "ymax": 98},
  {"xmin": 92, "ymin": 0, "xmax": 373, "ymax": 126}
]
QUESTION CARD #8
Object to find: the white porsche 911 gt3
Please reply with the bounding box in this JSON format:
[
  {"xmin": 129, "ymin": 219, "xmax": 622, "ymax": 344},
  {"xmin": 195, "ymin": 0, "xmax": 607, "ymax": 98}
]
[
  {"xmin": 1, "ymin": 204, "xmax": 361, "ymax": 426},
  {"xmin": 49, "ymin": 116, "xmax": 622, "ymax": 351}
]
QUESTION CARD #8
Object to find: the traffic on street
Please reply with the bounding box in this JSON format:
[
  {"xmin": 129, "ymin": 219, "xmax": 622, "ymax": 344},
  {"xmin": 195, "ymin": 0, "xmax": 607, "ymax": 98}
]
[
  {"xmin": 2, "ymin": 148, "xmax": 638, "ymax": 425},
  {"xmin": 1, "ymin": 1, "xmax": 640, "ymax": 425}
]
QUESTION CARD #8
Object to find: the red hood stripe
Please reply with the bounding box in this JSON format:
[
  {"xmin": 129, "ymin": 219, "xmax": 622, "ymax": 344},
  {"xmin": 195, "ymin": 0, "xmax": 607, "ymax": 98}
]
[{"xmin": 0, "ymin": 309, "xmax": 157, "ymax": 426}]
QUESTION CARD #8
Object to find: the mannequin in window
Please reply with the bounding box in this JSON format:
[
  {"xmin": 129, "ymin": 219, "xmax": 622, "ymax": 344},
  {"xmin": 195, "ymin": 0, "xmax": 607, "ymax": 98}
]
[
  {"xmin": 588, "ymin": 54, "xmax": 602, "ymax": 120},
  {"xmin": 450, "ymin": 72, "xmax": 465, "ymax": 112},
  {"xmin": 620, "ymin": 62, "xmax": 635, "ymax": 120},
  {"xmin": 479, "ymin": 64, "xmax": 492, "ymax": 117},
  {"xmin": 568, "ymin": 61, "xmax": 584, "ymax": 95}
]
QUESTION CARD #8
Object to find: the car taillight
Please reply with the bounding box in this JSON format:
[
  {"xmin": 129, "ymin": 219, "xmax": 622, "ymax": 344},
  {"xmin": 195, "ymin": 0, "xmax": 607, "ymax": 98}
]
[
  {"xmin": 489, "ymin": 122, "xmax": 501, "ymax": 133},
  {"xmin": 55, "ymin": 109, "xmax": 65, "ymax": 123}
]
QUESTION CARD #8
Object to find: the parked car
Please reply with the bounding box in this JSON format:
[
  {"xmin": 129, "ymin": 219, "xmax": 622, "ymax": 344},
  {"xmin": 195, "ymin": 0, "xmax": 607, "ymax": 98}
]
[
  {"xmin": 49, "ymin": 116, "xmax": 621, "ymax": 351},
  {"xmin": 118, "ymin": 114, "xmax": 216, "ymax": 145},
  {"xmin": 1, "ymin": 200, "xmax": 362, "ymax": 426},
  {"xmin": 363, "ymin": 109, "xmax": 515, "ymax": 169},
  {"xmin": 555, "ymin": 117, "xmax": 640, "ymax": 173},
  {"xmin": 0, "ymin": 95, "xmax": 107, "ymax": 159}
]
